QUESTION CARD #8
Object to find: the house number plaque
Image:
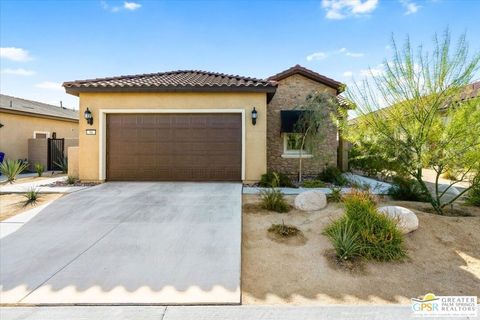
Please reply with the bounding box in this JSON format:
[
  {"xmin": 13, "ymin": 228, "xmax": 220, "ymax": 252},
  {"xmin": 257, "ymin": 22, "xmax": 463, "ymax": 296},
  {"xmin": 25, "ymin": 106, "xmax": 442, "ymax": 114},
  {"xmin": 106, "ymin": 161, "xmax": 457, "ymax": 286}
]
[{"xmin": 86, "ymin": 129, "xmax": 96, "ymax": 135}]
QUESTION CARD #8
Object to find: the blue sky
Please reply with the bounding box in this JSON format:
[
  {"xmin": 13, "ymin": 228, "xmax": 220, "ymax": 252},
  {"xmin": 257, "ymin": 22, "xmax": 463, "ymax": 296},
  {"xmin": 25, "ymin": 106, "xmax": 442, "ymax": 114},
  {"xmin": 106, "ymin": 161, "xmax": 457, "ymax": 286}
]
[{"xmin": 1, "ymin": 0, "xmax": 479, "ymax": 109}]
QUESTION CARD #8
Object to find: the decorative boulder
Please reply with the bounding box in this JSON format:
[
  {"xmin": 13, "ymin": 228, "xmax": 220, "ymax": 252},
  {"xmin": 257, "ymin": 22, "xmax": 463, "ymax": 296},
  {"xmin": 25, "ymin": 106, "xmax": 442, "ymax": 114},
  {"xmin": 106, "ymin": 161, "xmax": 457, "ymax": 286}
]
[
  {"xmin": 294, "ymin": 191, "xmax": 327, "ymax": 211},
  {"xmin": 378, "ymin": 206, "xmax": 419, "ymax": 234}
]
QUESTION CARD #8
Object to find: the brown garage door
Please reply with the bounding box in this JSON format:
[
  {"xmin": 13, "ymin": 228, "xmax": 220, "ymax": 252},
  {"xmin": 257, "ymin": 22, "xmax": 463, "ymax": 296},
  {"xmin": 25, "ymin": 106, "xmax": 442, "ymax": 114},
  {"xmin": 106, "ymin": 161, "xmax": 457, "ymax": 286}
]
[{"xmin": 106, "ymin": 113, "xmax": 242, "ymax": 181}]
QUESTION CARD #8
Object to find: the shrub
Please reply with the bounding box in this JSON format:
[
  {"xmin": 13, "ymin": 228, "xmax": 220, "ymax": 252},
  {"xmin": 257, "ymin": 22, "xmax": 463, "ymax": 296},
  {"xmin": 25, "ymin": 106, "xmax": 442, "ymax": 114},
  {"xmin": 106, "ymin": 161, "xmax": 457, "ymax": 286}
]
[
  {"xmin": 34, "ymin": 162, "xmax": 45, "ymax": 177},
  {"xmin": 442, "ymin": 170, "xmax": 457, "ymax": 181},
  {"xmin": 268, "ymin": 222, "xmax": 300, "ymax": 238},
  {"xmin": 302, "ymin": 179, "xmax": 326, "ymax": 188},
  {"xmin": 317, "ymin": 166, "xmax": 347, "ymax": 186},
  {"xmin": 66, "ymin": 176, "xmax": 77, "ymax": 185},
  {"xmin": 328, "ymin": 187, "xmax": 343, "ymax": 202},
  {"xmin": 260, "ymin": 188, "xmax": 290, "ymax": 213},
  {"xmin": 324, "ymin": 220, "xmax": 362, "ymax": 260},
  {"xmin": 259, "ymin": 171, "xmax": 294, "ymax": 188},
  {"xmin": 324, "ymin": 192, "xmax": 406, "ymax": 262},
  {"xmin": 388, "ymin": 176, "xmax": 430, "ymax": 202},
  {"xmin": 466, "ymin": 184, "xmax": 480, "ymax": 207},
  {"xmin": 23, "ymin": 187, "xmax": 39, "ymax": 206},
  {"xmin": 54, "ymin": 157, "xmax": 68, "ymax": 174},
  {"xmin": 0, "ymin": 159, "xmax": 29, "ymax": 183}
]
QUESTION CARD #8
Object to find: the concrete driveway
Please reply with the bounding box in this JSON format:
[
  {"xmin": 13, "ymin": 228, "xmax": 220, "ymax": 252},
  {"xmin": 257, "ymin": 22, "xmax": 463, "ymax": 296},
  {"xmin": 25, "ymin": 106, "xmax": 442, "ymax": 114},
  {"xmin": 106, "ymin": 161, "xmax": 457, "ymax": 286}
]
[{"xmin": 0, "ymin": 182, "xmax": 242, "ymax": 305}]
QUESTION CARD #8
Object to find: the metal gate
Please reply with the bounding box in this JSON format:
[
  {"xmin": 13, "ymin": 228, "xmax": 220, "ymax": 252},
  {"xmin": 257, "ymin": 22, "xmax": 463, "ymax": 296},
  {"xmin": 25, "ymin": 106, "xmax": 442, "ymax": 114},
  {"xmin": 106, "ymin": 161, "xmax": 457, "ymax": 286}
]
[{"xmin": 47, "ymin": 138, "xmax": 64, "ymax": 171}]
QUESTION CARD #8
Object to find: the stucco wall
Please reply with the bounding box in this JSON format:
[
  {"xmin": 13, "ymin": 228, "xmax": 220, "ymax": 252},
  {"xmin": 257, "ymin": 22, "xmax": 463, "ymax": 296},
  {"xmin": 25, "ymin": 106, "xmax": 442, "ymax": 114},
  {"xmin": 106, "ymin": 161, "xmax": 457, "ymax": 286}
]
[
  {"xmin": 0, "ymin": 112, "xmax": 78, "ymax": 161},
  {"xmin": 266, "ymin": 74, "xmax": 339, "ymax": 178},
  {"xmin": 77, "ymin": 92, "xmax": 267, "ymax": 182},
  {"xmin": 68, "ymin": 146, "xmax": 79, "ymax": 178}
]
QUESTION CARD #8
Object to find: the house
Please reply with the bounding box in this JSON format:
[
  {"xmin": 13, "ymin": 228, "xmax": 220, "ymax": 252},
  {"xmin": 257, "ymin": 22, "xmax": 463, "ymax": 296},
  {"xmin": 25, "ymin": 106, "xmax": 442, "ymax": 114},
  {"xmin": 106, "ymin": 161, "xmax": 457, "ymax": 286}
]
[
  {"xmin": 63, "ymin": 65, "xmax": 345, "ymax": 182},
  {"xmin": 0, "ymin": 94, "xmax": 79, "ymax": 166}
]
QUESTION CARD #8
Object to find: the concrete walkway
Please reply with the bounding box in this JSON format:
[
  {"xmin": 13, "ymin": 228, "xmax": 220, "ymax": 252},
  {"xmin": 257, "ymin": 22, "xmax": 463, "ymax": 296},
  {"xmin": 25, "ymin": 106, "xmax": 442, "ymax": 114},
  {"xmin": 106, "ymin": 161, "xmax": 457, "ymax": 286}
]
[
  {"xmin": 0, "ymin": 182, "xmax": 242, "ymax": 305},
  {"xmin": 0, "ymin": 176, "xmax": 86, "ymax": 194},
  {"xmin": 1, "ymin": 305, "xmax": 475, "ymax": 320}
]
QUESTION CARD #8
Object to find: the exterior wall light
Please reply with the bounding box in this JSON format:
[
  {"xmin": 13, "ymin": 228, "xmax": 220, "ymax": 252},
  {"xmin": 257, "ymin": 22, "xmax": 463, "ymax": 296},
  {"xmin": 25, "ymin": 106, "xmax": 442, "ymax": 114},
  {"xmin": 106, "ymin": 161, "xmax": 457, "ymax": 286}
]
[
  {"xmin": 84, "ymin": 107, "xmax": 93, "ymax": 125},
  {"xmin": 251, "ymin": 107, "xmax": 258, "ymax": 125}
]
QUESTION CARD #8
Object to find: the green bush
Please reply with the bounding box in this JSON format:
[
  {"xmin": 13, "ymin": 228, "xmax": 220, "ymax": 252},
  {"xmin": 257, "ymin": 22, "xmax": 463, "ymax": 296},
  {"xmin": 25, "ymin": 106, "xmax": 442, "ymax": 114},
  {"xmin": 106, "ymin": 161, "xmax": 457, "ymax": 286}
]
[
  {"xmin": 466, "ymin": 184, "xmax": 480, "ymax": 207},
  {"xmin": 23, "ymin": 187, "xmax": 39, "ymax": 206},
  {"xmin": 302, "ymin": 179, "xmax": 326, "ymax": 188},
  {"xmin": 324, "ymin": 192, "xmax": 406, "ymax": 262},
  {"xmin": 66, "ymin": 176, "xmax": 77, "ymax": 185},
  {"xmin": 54, "ymin": 157, "xmax": 68, "ymax": 174},
  {"xmin": 442, "ymin": 170, "xmax": 457, "ymax": 181},
  {"xmin": 34, "ymin": 162, "xmax": 45, "ymax": 177},
  {"xmin": 328, "ymin": 187, "xmax": 343, "ymax": 202},
  {"xmin": 317, "ymin": 166, "xmax": 347, "ymax": 186},
  {"xmin": 260, "ymin": 188, "xmax": 290, "ymax": 213},
  {"xmin": 324, "ymin": 220, "xmax": 362, "ymax": 260},
  {"xmin": 259, "ymin": 171, "xmax": 294, "ymax": 188},
  {"xmin": 388, "ymin": 176, "xmax": 430, "ymax": 202},
  {"xmin": 0, "ymin": 159, "xmax": 29, "ymax": 183}
]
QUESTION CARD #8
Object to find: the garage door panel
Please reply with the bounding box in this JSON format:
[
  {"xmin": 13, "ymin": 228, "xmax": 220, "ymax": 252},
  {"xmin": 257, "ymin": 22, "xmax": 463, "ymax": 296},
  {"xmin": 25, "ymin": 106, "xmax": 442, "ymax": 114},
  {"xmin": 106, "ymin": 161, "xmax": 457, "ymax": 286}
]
[{"xmin": 106, "ymin": 113, "xmax": 241, "ymax": 181}]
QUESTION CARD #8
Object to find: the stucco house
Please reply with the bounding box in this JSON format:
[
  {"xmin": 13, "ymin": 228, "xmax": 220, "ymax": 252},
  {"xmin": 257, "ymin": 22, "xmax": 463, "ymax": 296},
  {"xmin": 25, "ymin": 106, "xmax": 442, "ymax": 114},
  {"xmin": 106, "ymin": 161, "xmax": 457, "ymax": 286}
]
[
  {"xmin": 0, "ymin": 94, "xmax": 79, "ymax": 164},
  {"xmin": 63, "ymin": 65, "xmax": 345, "ymax": 182}
]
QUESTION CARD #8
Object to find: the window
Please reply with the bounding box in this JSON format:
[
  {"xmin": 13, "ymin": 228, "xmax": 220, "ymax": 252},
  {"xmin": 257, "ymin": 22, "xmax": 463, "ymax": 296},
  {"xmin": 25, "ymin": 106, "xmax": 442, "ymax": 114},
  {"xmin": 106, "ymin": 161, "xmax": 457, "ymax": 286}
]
[
  {"xmin": 33, "ymin": 131, "xmax": 49, "ymax": 139},
  {"xmin": 282, "ymin": 133, "xmax": 312, "ymax": 158}
]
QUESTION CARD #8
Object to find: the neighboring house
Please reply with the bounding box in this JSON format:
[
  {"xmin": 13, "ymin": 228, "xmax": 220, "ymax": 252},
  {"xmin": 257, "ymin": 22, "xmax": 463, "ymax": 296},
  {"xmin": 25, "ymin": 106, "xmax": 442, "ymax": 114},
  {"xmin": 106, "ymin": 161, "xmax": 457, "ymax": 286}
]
[
  {"xmin": 0, "ymin": 94, "xmax": 79, "ymax": 162},
  {"xmin": 63, "ymin": 65, "xmax": 345, "ymax": 182}
]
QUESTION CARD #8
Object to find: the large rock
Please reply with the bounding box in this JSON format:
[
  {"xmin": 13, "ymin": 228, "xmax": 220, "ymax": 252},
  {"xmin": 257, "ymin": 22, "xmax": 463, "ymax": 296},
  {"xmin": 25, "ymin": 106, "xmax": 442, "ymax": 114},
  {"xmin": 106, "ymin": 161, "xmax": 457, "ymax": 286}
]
[
  {"xmin": 378, "ymin": 206, "xmax": 419, "ymax": 234},
  {"xmin": 294, "ymin": 191, "xmax": 327, "ymax": 211}
]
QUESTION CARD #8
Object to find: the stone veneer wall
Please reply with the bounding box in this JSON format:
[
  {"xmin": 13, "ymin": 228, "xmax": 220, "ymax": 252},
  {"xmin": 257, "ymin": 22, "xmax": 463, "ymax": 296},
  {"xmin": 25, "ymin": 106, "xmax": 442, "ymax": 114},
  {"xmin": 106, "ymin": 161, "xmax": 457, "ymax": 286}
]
[{"xmin": 266, "ymin": 74, "xmax": 339, "ymax": 178}]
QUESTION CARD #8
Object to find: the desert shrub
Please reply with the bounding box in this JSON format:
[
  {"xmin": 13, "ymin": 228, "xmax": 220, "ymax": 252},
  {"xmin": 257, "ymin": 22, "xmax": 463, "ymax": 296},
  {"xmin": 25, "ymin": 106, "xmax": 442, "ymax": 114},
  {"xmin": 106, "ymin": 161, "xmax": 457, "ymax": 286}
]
[
  {"xmin": 34, "ymin": 162, "xmax": 45, "ymax": 177},
  {"xmin": 23, "ymin": 187, "xmax": 39, "ymax": 206},
  {"xmin": 259, "ymin": 171, "xmax": 294, "ymax": 188},
  {"xmin": 317, "ymin": 166, "xmax": 347, "ymax": 186},
  {"xmin": 261, "ymin": 188, "xmax": 290, "ymax": 213},
  {"xmin": 324, "ymin": 220, "xmax": 362, "ymax": 260},
  {"xmin": 54, "ymin": 156, "xmax": 68, "ymax": 173},
  {"xmin": 324, "ymin": 192, "xmax": 406, "ymax": 262},
  {"xmin": 328, "ymin": 187, "xmax": 343, "ymax": 202},
  {"xmin": 302, "ymin": 179, "xmax": 326, "ymax": 188},
  {"xmin": 66, "ymin": 176, "xmax": 77, "ymax": 185},
  {"xmin": 466, "ymin": 183, "xmax": 480, "ymax": 207},
  {"xmin": 0, "ymin": 159, "xmax": 29, "ymax": 183},
  {"xmin": 268, "ymin": 222, "xmax": 300, "ymax": 238},
  {"xmin": 343, "ymin": 188, "xmax": 377, "ymax": 205},
  {"xmin": 442, "ymin": 170, "xmax": 457, "ymax": 181},
  {"xmin": 388, "ymin": 176, "xmax": 430, "ymax": 202}
]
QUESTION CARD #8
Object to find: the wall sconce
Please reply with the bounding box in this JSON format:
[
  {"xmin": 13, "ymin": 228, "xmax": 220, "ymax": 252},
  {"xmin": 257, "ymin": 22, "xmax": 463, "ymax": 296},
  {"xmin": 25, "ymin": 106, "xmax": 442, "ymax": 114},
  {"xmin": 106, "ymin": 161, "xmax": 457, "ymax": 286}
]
[
  {"xmin": 251, "ymin": 107, "xmax": 258, "ymax": 125},
  {"xmin": 84, "ymin": 107, "xmax": 93, "ymax": 125}
]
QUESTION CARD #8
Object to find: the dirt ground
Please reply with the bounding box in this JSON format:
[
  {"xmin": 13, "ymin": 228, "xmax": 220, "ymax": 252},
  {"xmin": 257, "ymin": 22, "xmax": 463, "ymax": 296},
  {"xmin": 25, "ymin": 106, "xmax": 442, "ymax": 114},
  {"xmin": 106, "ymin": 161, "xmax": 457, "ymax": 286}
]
[
  {"xmin": 0, "ymin": 193, "xmax": 63, "ymax": 221},
  {"xmin": 242, "ymin": 195, "xmax": 480, "ymax": 305}
]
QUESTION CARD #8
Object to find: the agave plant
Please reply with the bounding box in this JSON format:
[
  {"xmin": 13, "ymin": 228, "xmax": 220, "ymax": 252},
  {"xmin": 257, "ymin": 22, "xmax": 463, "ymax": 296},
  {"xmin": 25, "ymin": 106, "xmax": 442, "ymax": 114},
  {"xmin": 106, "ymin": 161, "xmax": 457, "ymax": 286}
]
[
  {"xmin": 0, "ymin": 159, "xmax": 29, "ymax": 183},
  {"xmin": 54, "ymin": 156, "xmax": 68, "ymax": 174},
  {"xmin": 23, "ymin": 187, "xmax": 40, "ymax": 206},
  {"xmin": 34, "ymin": 162, "xmax": 45, "ymax": 177}
]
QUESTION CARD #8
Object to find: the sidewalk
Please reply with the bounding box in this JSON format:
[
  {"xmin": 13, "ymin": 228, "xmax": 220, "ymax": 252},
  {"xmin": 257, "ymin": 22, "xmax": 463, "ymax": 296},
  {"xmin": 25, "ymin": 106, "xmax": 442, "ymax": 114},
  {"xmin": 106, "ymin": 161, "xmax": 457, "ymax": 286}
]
[{"xmin": 3, "ymin": 305, "xmax": 472, "ymax": 320}]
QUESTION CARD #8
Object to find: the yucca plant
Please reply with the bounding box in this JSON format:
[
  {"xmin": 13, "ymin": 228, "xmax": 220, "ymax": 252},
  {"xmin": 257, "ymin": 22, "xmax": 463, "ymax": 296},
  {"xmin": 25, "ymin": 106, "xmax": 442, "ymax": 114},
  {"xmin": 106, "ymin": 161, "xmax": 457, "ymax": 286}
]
[
  {"xmin": 34, "ymin": 162, "xmax": 45, "ymax": 177},
  {"xmin": 324, "ymin": 220, "xmax": 362, "ymax": 261},
  {"xmin": 0, "ymin": 159, "xmax": 29, "ymax": 183},
  {"xmin": 24, "ymin": 187, "xmax": 40, "ymax": 206},
  {"xmin": 54, "ymin": 156, "xmax": 68, "ymax": 173}
]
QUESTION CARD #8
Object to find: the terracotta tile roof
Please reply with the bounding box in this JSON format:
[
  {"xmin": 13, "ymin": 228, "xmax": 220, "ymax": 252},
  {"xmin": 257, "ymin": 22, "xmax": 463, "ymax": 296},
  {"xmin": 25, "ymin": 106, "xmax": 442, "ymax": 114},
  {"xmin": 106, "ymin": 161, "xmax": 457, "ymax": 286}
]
[
  {"xmin": 268, "ymin": 65, "xmax": 344, "ymax": 93},
  {"xmin": 459, "ymin": 80, "xmax": 480, "ymax": 101},
  {"xmin": 63, "ymin": 70, "xmax": 277, "ymax": 96},
  {"xmin": 0, "ymin": 94, "xmax": 78, "ymax": 121}
]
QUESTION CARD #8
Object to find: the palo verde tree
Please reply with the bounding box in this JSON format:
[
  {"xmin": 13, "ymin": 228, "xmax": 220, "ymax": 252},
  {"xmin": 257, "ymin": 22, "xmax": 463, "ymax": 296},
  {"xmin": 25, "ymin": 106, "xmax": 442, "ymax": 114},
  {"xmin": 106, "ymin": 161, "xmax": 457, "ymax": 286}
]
[
  {"xmin": 295, "ymin": 91, "xmax": 340, "ymax": 183},
  {"xmin": 338, "ymin": 29, "xmax": 480, "ymax": 215}
]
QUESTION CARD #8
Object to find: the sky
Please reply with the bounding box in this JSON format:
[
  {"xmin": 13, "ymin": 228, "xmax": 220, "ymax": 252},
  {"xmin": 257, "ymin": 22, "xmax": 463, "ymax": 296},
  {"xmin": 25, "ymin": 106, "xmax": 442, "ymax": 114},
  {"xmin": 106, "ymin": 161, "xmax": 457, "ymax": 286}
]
[{"xmin": 1, "ymin": 0, "xmax": 479, "ymax": 110}]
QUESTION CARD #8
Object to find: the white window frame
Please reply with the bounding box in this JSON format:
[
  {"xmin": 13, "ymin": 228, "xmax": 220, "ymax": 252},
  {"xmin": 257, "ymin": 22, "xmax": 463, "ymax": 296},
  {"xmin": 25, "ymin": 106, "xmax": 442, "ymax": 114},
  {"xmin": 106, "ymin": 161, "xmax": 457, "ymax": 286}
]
[
  {"xmin": 98, "ymin": 109, "xmax": 246, "ymax": 181},
  {"xmin": 281, "ymin": 133, "xmax": 313, "ymax": 159},
  {"xmin": 33, "ymin": 131, "xmax": 50, "ymax": 139}
]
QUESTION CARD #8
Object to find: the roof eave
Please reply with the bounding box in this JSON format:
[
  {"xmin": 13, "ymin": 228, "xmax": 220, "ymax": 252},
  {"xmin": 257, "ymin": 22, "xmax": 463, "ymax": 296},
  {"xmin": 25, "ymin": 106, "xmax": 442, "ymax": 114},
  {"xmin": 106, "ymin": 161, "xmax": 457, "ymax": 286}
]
[
  {"xmin": 0, "ymin": 107, "xmax": 79, "ymax": 122},
  {"xmin": 64, "ymin": 84, "xmax": 278, "ymax": 97}
]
